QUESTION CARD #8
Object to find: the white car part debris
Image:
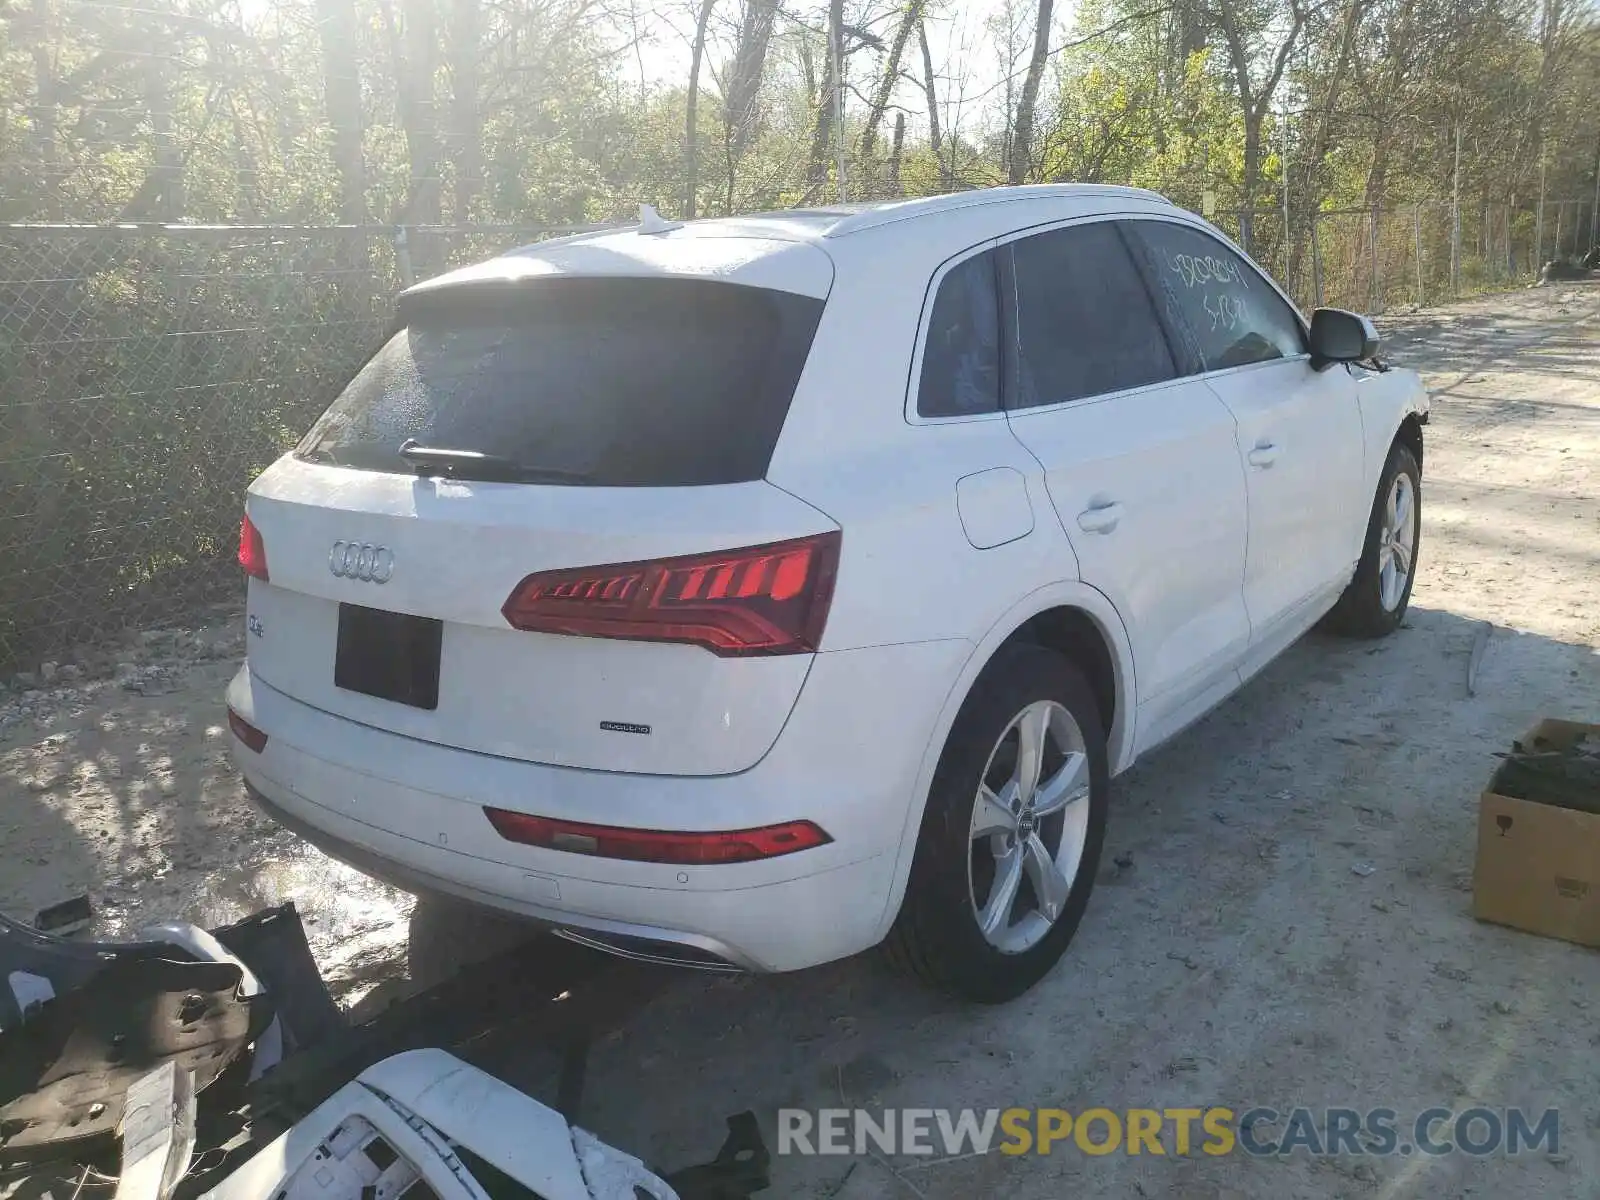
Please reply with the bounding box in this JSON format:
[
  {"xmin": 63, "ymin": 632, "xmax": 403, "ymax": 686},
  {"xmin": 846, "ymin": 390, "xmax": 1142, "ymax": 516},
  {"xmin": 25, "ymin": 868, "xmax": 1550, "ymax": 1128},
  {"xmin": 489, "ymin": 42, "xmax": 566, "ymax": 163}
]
[
  {"xmin": 205, "ymin": 1050, "xmax": 678, "ymax": 1200},
  {"xmin": 116, "ymin": 1062, "xmax": 197, "ymax": 1200},
  {"xmin": 570, "ymin": 1128, "xmax": 676, "ymax": 1200}
]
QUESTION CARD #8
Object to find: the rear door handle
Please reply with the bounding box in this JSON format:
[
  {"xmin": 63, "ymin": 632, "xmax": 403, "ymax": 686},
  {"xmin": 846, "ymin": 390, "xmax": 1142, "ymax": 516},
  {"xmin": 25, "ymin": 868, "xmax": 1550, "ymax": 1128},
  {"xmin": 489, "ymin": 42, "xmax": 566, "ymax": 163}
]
[
  {"xmin": 1247, "ymin": 441, "xmax": 1280, "ymax": 468},
  {"xmin": 1076, "ymin": 500, "xmax": 1123, "ymax": 534}
]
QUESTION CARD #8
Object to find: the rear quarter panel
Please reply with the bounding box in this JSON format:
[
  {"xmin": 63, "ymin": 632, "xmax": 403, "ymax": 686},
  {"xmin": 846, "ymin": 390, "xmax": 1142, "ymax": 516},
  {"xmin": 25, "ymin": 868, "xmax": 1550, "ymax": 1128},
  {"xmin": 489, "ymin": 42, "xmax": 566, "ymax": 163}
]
[{"xmin": 765, "ymin": 220, "xmax": 1088, "ymax": 653}]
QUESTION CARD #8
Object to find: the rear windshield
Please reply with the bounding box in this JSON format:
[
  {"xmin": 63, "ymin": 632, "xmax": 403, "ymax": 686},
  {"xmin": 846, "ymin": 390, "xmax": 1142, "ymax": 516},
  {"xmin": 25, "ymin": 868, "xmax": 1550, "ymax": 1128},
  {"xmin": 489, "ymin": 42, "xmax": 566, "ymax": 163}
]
[{"xmin": 295, "ymin": 277, "xmax": 825, "ymax": 486}]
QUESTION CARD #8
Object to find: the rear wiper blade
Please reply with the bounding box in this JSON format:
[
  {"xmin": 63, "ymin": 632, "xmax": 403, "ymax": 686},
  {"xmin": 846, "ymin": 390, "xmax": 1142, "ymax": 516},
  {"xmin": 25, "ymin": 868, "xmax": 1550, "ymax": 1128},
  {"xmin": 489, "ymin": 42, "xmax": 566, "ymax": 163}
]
[{"xmin": 397, "ymin": 439, "xmax": 590, "ymax": 484}]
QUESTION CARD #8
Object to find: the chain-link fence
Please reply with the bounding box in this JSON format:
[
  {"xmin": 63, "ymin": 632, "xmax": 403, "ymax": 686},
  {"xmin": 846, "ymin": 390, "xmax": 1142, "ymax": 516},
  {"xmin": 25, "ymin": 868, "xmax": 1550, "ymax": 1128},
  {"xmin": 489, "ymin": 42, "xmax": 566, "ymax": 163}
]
[
  {"xmin": 1272, "ymin": 199, "xmax": 1596, "ymax": 313},
  {"xmin": 2, "ymin": 196, "xmax": 1596, "ymax": 673},
  {"xmin": 0, "ymin": 223, "xmax": 551, "ymax": 671}
]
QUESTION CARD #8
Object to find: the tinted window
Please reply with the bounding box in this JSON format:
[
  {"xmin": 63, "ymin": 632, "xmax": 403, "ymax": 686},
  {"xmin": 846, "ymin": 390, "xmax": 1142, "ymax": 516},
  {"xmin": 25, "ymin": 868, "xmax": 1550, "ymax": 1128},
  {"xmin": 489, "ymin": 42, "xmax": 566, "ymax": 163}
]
[
  {"xmin": 1123, "ymin": 221, "xmax": 1304, "ymax": 373},
  {"xmin": 1007, "ymin": 222, "xmax": 1177, "ymax": 408},
  {"xmin": 296, "ymin": 277, "xmax": 824, "ymax": 486},
  {"xmin": 917, "ymin": 251, "xmax": 1002, "ymax": 417}
]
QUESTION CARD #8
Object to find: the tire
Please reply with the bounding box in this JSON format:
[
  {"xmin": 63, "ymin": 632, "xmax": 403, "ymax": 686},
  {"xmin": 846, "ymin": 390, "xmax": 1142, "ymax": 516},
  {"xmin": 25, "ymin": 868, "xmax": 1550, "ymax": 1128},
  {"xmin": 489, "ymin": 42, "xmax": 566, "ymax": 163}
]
[
  {"xmin": 884, "ymin": 644, "xmax": 1109, "ymax": 1004},
  {"xmin": 407, "ymin": 895, "xmax": 545, "ymax": 989},
  {"xmin": 1324, "ymin": 442, "xmax": 1422, "ymax": 638}
]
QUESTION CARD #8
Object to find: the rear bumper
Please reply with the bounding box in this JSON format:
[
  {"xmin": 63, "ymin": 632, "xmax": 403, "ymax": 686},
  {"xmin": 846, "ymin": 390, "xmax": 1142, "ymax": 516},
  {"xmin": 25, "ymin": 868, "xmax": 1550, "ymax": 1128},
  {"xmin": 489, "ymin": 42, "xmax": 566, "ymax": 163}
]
[
  {"xmin": 227, "ymin": 637, "xmax": 968, "ymax": 972},
  {"xmin": 247, "ymin": 780, "xmax": 753, "ymax": 970}
]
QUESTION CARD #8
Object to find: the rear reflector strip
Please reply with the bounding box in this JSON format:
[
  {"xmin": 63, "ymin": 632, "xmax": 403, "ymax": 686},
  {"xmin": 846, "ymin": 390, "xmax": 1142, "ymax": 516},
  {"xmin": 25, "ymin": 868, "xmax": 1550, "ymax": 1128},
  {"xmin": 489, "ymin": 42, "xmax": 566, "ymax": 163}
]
[
  {"xmin": 227, "ymin": 708, "xmax": 268, "ymax": 753},
  {"xmin": 484, "ymin": 808, "xmax": 831, "ymax": 865},
  {"xmin": 501, "ymin": 531, "xmax": 840, "ymax": 656}
]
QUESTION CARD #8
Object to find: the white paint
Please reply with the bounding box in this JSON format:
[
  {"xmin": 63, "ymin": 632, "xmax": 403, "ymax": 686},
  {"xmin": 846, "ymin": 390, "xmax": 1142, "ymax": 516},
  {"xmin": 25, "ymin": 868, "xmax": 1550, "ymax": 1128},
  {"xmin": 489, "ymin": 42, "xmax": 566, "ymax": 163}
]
[
  {"xmin": 955, "ymin": 467, "xmax": 1035, "ymax": 549},
  {"xmin": 408, "ymin": 230, "xmax": 834, "ymax": 300},
  {"xmin": 205, "ymin": 1050, "xmax": 677, "ymax": 1200},
  {"xmin": 233, "ymin": 186, "xmax": 1429, "ymax": 978}
]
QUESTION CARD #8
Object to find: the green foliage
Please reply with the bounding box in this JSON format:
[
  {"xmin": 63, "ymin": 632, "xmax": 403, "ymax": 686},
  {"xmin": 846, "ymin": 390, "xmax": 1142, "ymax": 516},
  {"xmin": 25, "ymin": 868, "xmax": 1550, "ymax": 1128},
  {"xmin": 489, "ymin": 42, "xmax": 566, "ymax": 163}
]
[{"xmin": 0, "ymin": 0, "xmax": 1597, "ymax": 668}]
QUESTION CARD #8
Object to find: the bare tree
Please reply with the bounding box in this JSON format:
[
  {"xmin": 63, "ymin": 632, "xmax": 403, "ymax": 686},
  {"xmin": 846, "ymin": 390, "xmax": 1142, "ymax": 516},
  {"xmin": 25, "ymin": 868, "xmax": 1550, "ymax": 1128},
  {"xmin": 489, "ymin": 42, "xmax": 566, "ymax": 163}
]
[
  {"xmin": 120, "ymin": 61, "xmax": 185, "ymax": 219},
  {"xmin": 887, "ymin": 109, "xmax": 906, "ymax": 192},
  {"xmin": 382, "ymin": 0, "xmax": 444, "ymax": 227},
  {"xmin": 449, "ymin": 0, "xmax": 481, "ymax": 223},
  {"xmin": 1287, "ymin": 0, "xmax": 1368, "ymax": 284},
  {"xmin": 1007, "ymin": 0, "xmax": 1053, "ymax": 184},
  {"xmin": 859, "ymin": 0, "xmax": 926, "ymax": 160},
  {"xmin": 918, "ymin": 16, "xmax": 944, "ymax": 179},
  {"xmin": 725, "ymin": 0, "xmax": 782, "ymax": 161},
  {"xmin": 1209, "ymin": 0, "xmax": 1306, "ymax": 247},
  {"xmin": 684, "ymin": 0, "xmax": 717, "ymax": 217},
  {"xmin": 318, "ymin": 0, "xmax": 366, "ymax": 223},
  {"xmin": 806, "ymin": 0, "xmax": 845, "ymax": 194},
  {"xmin": 28, "ymin": 0, "xmax": 56, "ymax": 170}
]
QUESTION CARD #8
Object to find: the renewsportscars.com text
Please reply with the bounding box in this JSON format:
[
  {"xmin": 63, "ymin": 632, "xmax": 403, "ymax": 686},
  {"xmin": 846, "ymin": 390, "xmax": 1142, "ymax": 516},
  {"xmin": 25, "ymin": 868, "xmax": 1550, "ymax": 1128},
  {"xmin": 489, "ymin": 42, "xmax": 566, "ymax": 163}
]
[{"xmin": 777, "ymin": 1106, "xmax": 1559, "ymax": 1158}]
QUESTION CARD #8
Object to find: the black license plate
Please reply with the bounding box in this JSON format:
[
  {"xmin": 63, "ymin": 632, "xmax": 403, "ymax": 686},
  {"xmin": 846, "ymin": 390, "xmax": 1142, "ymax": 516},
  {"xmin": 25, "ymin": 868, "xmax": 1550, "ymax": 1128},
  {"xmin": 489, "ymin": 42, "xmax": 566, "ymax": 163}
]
[{"xmin": 334, "ymin": 604, "xmax": 442, "ymax": 710}]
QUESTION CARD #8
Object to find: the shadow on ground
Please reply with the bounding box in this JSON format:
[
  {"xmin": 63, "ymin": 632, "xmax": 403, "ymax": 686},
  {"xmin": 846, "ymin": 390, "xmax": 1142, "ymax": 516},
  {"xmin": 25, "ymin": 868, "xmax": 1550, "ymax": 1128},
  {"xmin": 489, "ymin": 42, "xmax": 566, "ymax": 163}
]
[
  {"xmin": 0, "ymin": 622, "xmax": 413, "ymax": 1000},
  {"xmin": 563, "ymin": 605, "xmax": 1600, "ymax": 1199}
]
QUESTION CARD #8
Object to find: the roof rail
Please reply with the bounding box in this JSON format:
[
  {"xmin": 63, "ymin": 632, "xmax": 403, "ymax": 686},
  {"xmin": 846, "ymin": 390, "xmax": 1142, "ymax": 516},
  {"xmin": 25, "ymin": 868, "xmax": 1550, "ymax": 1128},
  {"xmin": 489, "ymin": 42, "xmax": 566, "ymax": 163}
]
[{"xmin": 824, "ymin": 184, "xmax": 1173, "ymax": 238}]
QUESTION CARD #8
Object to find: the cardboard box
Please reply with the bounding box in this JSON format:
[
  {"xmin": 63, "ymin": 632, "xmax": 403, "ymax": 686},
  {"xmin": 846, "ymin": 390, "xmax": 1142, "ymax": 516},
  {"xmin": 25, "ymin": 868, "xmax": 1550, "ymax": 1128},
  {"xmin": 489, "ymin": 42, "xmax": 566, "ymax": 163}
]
[{"xmin": 1473, "ymin": 718, "xmax": 1600, "ymax": 948}]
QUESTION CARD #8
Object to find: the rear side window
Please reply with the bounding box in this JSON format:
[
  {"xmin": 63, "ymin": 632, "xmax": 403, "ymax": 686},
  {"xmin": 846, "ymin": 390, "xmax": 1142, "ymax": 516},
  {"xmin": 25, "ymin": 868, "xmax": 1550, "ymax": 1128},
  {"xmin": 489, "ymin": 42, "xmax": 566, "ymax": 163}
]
[
  {"xmin": 1122, "ymin": 220, "xmax": 1305, "ymax": 373},
  {"xmin": 917, "ymin": 250, "xmax": 1002, "ymax": 417},
  {"xmin": 296, "ymin": 278, "xmax": 825, "ymax": 486},
  {"xmin": 1007, "ymin": 222, "xmax": 1177, "ymax": 408}
]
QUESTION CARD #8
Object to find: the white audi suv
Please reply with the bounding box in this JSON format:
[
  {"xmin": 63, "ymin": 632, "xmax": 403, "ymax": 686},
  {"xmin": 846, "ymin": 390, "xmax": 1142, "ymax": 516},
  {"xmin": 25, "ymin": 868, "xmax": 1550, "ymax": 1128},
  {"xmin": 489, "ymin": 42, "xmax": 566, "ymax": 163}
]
[{"xmin": 227, "ymin": 185, "xmax": 1428, "ymax": 1002}]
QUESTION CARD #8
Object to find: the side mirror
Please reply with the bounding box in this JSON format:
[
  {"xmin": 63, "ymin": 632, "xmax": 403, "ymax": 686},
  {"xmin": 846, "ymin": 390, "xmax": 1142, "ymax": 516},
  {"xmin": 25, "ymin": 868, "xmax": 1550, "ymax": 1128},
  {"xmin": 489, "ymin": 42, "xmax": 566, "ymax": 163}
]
[{"xmin": 1308, "ymin": 307, "xmax": 1379, "ymax": 368}]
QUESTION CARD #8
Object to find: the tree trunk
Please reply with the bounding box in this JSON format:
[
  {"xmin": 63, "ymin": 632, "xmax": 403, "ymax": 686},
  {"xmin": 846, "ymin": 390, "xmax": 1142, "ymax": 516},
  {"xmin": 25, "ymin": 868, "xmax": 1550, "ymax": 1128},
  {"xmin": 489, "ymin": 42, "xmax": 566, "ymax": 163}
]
[
  {"xmin": 1239, "ymin": 111, "xmax": 1261, "ymax": 251},
  {"xmin": 806, "ymin": 0, "xmax": 843, "ymax": 194},
  {"xmin": 232, "ymin": 107, "xmax": 259, "ymax": 219},
  {"xmin": 1008, "ymin": 0, "xmax": 1054, "ymax": 185},
  {"xmin": 385, "ymin": 0, "xmax": 443, "ymax": 228},
  {"xmin": 724, "ymin": 0, "xmax": 779, "ymax": 162},
  {"xmin": 887, "ymin": 110, "xmax": 906, "ymax": 195},
  {"xmin": 448, "ymin": 0, "xmax": 480, "ymax": 224},
  {"xmin": 684, "ymin": 0, "xmax": 717, "ymax": 219},
  {"xmin": 1287, "ymin": 0, "xmax": 1366, "ymax": 285},
  {"xmin": 30, "ymin": 0, "xmax": 56, "ymax": 175},
  {"xmin": 1212, "ymin": 0, "xmax": 1302, "ymax": 256},
  {"xmin": 317, "ymin": 0, "xmax": 365, "ymax": 223},
  {"xmin": 1178, "ymin": 0, "xmax": 1206, "ymax": 59},
  {"xmin": 918, "ymin": 17, "xmax": 943, "ymax": 180},
  {"xmin": 148, "ymin": 63, "xmax": 184, "ymax": 220},
  {"xmin": 1364, "ymin": 137, "xmax": 1390, "ymax": 211},
  {"xmin": 858, "ymin": 0, "xmax": 925, "ymax": 161}
]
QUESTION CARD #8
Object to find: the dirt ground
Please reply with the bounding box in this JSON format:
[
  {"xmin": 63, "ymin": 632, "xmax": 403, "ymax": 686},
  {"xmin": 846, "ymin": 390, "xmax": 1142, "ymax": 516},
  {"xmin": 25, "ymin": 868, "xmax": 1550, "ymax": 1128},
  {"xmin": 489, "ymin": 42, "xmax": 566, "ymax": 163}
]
[{"xmin": 3, "ymin": 280, "xmax": 1598, "ymax": 1197}]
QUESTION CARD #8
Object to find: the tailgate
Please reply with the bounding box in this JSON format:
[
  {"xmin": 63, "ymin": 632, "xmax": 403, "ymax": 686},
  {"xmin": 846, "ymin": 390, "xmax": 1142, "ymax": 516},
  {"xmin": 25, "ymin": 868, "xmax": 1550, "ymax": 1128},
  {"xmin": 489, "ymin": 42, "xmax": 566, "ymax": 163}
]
[{"xmin": 244, "ymin": 457, "xmax": 836, "ymax": 776}]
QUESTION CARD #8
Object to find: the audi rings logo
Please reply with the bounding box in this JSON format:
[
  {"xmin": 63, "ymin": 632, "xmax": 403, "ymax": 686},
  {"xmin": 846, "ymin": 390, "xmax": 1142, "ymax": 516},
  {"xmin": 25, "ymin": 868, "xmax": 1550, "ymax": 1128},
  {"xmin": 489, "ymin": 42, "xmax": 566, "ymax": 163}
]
[{"xmin": 329, "ymin": 541, "xmax": 394, "ymax": 584}]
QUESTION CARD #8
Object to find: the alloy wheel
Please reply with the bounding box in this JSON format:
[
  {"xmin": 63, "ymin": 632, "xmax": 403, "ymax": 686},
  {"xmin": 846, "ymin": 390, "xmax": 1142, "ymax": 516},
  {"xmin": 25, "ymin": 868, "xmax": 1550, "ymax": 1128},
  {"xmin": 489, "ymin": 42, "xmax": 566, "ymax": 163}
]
[
  {"xmin": 967, "ymin": 699, "xmax": 1092, "ymax": 955},
  {"xmin": 1377, "ymin": 472, "xmax": 1417, "ymax": 612}
]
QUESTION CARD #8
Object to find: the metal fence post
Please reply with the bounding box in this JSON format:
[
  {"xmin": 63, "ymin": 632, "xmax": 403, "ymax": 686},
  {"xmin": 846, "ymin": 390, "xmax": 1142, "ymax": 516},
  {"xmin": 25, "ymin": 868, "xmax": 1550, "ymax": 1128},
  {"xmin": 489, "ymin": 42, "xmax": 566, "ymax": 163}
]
[{"xmin": 1413, "ymin": 204, "xmax": 1424, "ymax": 304}]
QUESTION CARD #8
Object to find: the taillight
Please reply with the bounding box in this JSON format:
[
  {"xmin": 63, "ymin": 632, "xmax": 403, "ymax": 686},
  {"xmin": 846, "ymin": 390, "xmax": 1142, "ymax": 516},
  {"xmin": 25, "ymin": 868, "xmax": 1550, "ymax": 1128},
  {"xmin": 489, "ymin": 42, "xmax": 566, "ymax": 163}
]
[
  {"xmin": 227, "ymin": 708, "xmax": 268, "ymax": 753},
  {"xmin": 501, "ymin": 531, "xmax": 840, "ymax": 656},
  {"xmin": 239, "ymin": 513, "xmax": 268, "ymax": 581},
  {"xmin": 484, "ymin": 808, "xmax": 831, "ymax": 865}
]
